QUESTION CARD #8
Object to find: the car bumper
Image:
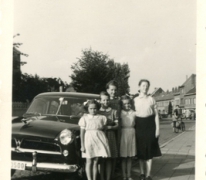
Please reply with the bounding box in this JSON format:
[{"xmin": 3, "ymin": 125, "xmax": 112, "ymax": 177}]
[
  {"xmin": 11, "ymin": 160, "xmax": 79, "ymax": 173},
  {"xmin": 11, "ymin": 149, "xmax": 79, "ymax": 173}
]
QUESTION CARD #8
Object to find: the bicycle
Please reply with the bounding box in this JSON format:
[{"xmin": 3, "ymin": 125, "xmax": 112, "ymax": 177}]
[
  {"xmin": 176, "ymin": 119, "xmax": 185, "ymax": 132},
  {"xmin": 172, "ymin": 117, "xmax": 185, "ymax": 133}
]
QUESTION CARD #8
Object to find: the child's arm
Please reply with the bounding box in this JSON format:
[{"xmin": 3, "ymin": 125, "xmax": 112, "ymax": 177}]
[
  {"xmin": 80, "ymin": 128, "xmax": 86, "ymax": 152},
  {"xmin": 107, "ymin": 110, "xmax": 119, "ymax": 130},
  {"xmin": 107, "ymin": 121, "xmax": 118, "ymax": 130},
  {"xmin": 154, "ymin": 107, "xmax": 160, "ymax": 138}
]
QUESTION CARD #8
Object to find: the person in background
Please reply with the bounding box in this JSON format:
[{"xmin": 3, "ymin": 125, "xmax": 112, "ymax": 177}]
[
  {"xmin": 78, "ymin": 100, "xmax": 111, "ymax": 180},
  {"xmin": 120, "ymin": 95, "xmax": 136, "ymax": 180},
  {"xmin": 173, "ymin": 105, "xmax": 182, "ymax": 132},
  {"xmin": 99, "ymin": 91, "xmax": 119, "ymax": 180},
  {"xmin": 133, "ymin": 79, "xmax": 161, "ymax": 180}
]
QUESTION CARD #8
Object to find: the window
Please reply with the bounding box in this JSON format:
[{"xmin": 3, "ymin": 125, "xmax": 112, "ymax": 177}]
[{"xmin": 188, "ymin": 99, "xmax": 190, "ymax": 104}]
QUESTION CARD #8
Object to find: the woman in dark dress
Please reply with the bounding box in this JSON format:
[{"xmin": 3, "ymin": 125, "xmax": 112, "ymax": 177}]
[{"xmin": 133, "ymin": 79, "xmax": 161, "ymax": 180}]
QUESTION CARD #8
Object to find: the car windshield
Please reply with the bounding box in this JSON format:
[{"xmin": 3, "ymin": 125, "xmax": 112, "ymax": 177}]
[{"xmin": 25, "ymin": 96, "xmax": 86, "ymax": 117}]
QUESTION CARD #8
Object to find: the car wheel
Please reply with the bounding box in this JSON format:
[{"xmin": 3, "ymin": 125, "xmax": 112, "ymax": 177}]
[
  {"xmin": 11, "ymin": 169, "xmax": 16, "ymax": 177},
  {"xmin": 77, "ymin": 165, "xmax": 87, "ymax": 180}
]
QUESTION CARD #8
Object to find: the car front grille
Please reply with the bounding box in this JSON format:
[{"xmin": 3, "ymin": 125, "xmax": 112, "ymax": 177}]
[{"xmin": 20, "ymin": 139, "xmax": 61, "ymax": 153}]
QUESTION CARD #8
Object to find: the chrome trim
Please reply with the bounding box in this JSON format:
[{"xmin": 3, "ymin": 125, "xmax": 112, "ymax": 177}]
[
  {"xmin": 11, "ymin": 160, "xmax": 78, "ymax": 173},
  {"xmin": 12, "ymin": 147, "xmax": 61, "ymax": 155}
]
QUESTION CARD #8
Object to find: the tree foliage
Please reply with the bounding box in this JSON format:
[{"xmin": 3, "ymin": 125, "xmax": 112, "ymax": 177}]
[
  {"xmin": 70, "ymin": 49, "xmax": 130, "ymax": 96},
  {"xmin": 13, "ymin": 33, "xmax": 28, "ymax": 66},
  {"xmin": 12, "ymin": 74, "xmax": 67, "ymax": 102},
  {"xmin": 168, "ymin": 101, "xmax": 173, "ymax": 115},
  {"xmin": 13, "ymin": 73, "xmax": 48, "ymax": 102}
]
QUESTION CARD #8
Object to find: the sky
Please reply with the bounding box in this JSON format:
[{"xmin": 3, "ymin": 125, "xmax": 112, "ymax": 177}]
[{"xmin": 13, "ymin": 0, "xmax": 196, "ymax": 94}]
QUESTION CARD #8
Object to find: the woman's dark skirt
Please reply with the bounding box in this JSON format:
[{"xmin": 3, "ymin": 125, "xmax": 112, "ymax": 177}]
[{"xmin": 135, "ymin": 115, "xmax": 161, "ymax": 160}]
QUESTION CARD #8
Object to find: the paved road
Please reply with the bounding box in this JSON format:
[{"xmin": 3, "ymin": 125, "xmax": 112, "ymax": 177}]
[
  {"xmin": 158, "ymin": 118, "xmax": 195, "ymax": 145},
  {"xmin": 11, "ymin": 119, "xmax": 195, "ymax": 180}
]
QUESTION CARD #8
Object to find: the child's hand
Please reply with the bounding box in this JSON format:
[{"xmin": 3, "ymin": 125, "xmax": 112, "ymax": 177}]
[
  {"xmin": 81, "ymin": 147, "xmax": 86, "ymax": 153},
  {"xmin": 106, "ymin": 126, "xmax": 112, "ymax": 130}
]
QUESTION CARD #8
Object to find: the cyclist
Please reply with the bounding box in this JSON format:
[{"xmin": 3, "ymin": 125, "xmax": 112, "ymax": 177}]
[{"xmin": 172, "ymin": 105, "xmax": 182, "ymax": 133}]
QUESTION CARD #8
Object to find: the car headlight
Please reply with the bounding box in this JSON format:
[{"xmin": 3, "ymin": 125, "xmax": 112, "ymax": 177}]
[{"xmin": 59, "ymin": 129, "xmax": 72, "ymax": 145}]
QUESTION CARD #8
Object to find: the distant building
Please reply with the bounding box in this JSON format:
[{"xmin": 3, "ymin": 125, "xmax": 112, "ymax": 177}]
[
  {"xmin": 151, "ymin": 87, "xmax": 165, "ymax": 97},
  {"xmin": 154, "ymin": 91, "xmax": 174, "ymax": 113},
  {"xmin": 153, "ymin": 74, "xmax": 196, "ymax": 113},
  {"xmin": 184, "ymin": 87, "xmax": 196, "ymax": 110}
]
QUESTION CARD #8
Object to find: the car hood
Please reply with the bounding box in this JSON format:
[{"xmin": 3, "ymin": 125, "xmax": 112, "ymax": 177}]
[{"xmin": 12, "ymin": 116, "xmax": 79, "ymax": 140}]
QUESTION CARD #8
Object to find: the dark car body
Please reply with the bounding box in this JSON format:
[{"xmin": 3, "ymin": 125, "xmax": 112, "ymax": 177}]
[{"xmin": 11, "ymin": 92, "xmax": 99, "ymax": 174}]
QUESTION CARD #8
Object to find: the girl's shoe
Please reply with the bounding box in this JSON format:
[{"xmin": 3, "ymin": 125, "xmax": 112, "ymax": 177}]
[
  {"xmin": 128, "ymin": 178, "xmax": 133, "ymax": 180},
  {"xmin": 122, "ymin": 178, "xmax": 127, "ymax": 180},
  {"xmin": 140, "ymin": 174, "xmax": 146, "ymax": 180},
  {"xmin": 146, "ymin": 176, "xmax": 152, "ymax": 180}
]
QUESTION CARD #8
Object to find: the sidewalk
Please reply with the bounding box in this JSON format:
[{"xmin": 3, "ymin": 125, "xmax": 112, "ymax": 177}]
[{"xmin": 115, "ymin": 125, "xmax": 195, "ymax": 180}]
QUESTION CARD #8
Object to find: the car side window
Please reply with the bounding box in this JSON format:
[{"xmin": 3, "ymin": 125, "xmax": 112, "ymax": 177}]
[
  {"xmin": 56, "ymin": 98, "xmax": 86, "ymax": 116},
  {"xmin": 70, "ymin": 103, "xmax": 85, "ymax": 117},
  {"xmin": 48, "ymin": 100, "xmax": 59, "ymax": 114}
]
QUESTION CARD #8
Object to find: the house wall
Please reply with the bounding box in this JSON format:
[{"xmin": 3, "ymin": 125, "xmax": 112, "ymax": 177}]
[
  {"xmin": 184, "ymin": 95, "xmax": 196, "ymax": 110},
  {"xmin": 156, "ymin": 99, "xmax": 174, "ymax": 113}
]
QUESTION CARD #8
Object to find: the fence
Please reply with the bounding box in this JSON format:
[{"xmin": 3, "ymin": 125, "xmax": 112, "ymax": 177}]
[{"xmin": 12, "ymin": 102, "xmax": 30, "ymax": 117}]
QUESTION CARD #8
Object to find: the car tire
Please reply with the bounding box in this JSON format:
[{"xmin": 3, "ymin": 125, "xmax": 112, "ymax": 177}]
[
  {"xmin": 11, "ymin": 169, "xmax": 16, "ymax": 177},
  {"xmin": 77, "ymin": 165, "xmax": 87, "ymax": 180}
]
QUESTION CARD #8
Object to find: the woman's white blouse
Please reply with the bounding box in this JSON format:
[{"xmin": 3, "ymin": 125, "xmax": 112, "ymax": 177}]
[{"xmin": 134, "ymin": 95, "xmax": 157, "ymax": 117}]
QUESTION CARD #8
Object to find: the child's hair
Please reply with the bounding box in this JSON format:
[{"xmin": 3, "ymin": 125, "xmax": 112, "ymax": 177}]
[
  {"xmin": 83, "ymin": 99, "xmax": 101, "ymax": 112},
  {"xmin": 138, "ymin": 79, "xmax": 150, "ymax": 87},
  {"xmin": 106, "ymin": 80, "xmax": 118, "ymax": 89},
  {"xmin": 99, "ymin": 91, "xmax": 110, "ymax": 99},
  {"xmin": 120, "ymin": 95, "xmax": 132, "ymax": 108}
]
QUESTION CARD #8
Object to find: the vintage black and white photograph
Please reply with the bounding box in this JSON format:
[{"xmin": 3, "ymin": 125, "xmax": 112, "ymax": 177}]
[{"xmin": 8, "ymin": 0, "xmax": 198, "ymax": 180}]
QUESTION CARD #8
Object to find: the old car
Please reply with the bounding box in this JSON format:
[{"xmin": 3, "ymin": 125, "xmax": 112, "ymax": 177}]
[{"xmin": 11, "ymin": 92, "xmax": 99, "ymax": 179}]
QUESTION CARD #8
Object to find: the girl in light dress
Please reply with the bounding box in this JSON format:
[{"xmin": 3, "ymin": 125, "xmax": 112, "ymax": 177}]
[
  {"xmin": 98, "ymin": 91, "xmax": 119, "ymax": 180},
  {"xmin": 78, "ymin": 100, "xmax": 111, "ymax": 180},
  {"xmin": 120, "ymin": 95, "xmax": 136, "ymax": 180}
]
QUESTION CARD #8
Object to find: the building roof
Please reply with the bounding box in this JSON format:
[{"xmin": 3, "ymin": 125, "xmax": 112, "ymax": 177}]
[
  {"xmin": 151, "ymin": 87, "xmax": 164, "ymax": 96},
  {"xmin": 182, "ymin": 74, "xmax": 196, "ymax": 86},
  {"xmin": 185, "ymin": 87, "xmax": 196, "ymax": 96},
  {"xmin": 154, "ymin": 92, "xmax": 174, "ymax": 101}
]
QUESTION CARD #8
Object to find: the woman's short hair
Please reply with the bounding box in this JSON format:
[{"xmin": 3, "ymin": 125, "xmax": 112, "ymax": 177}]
[
  {"xmin": 120, "ymin": 95, "xmax": 131, "ymax": 108},
  {"xmin": 138, "ymin": 79, "xmax": 150, "ymax": 87},
  {"xmin": 99, "ymin": 91, "xmax": 110, "ymax": 98},
  {"xmin": 106, "ymin": 80, "xmax": 118, "ymax": 89},
  {"xmin": 83, "ymin": 99, "xmax": 101, "ymax": 112}
]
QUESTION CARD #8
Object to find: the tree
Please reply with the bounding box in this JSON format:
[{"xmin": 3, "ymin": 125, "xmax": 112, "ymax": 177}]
[
  {"xmin": 13, "ymin": 33, "xmax": 28, "ymax": 65},
  {"xmin": 13, "ymin": 73, "xmax": 48, "ymax": 102},
  {"xmin": 168, "ymin": 101, "xmax": 173, "ymax": 117},
  {"xmin": 70, "ymin": 49, "xmax": 130, "ymax": 96}
]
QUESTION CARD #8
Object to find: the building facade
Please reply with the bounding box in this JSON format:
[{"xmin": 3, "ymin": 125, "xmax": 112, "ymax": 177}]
[{"xmin": 152, "ymin": 74, "xmax": 196, "ymax": 114}]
